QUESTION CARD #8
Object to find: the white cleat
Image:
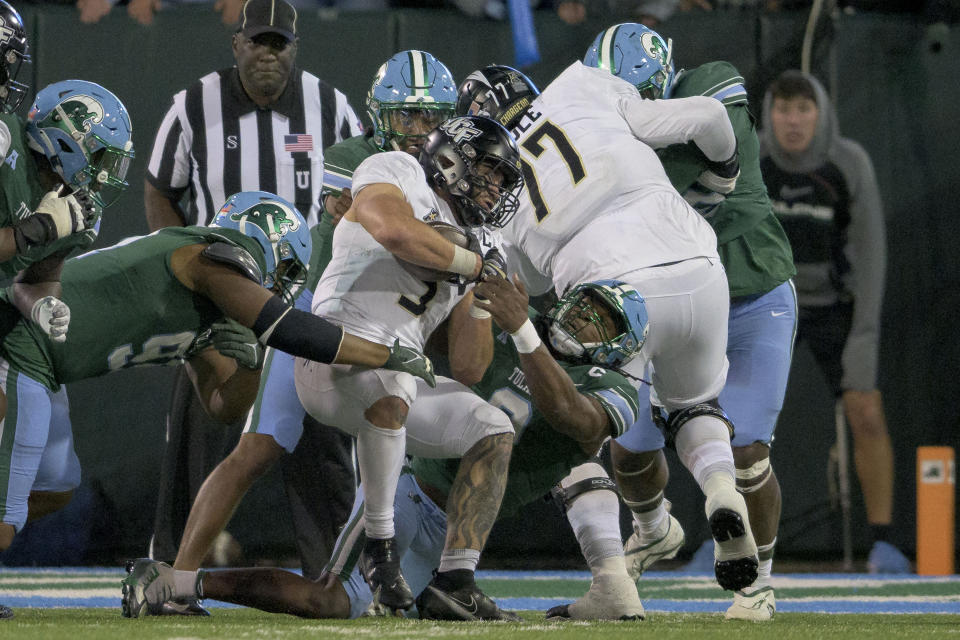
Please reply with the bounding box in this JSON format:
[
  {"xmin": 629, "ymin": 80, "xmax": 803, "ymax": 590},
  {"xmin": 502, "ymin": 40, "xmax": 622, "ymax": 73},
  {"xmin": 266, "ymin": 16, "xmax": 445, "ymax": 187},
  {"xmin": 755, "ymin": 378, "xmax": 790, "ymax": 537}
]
[
  {"xmin": 546, "ymin": 573, "xmax": 645, "ymax": 621},
  {"xmin": 725, "ymin": 585, "xmax": 776, "ymax": 621},
  {"xmin": 624, "ymin": 515, "xmax": 685, "ymax": 580}
]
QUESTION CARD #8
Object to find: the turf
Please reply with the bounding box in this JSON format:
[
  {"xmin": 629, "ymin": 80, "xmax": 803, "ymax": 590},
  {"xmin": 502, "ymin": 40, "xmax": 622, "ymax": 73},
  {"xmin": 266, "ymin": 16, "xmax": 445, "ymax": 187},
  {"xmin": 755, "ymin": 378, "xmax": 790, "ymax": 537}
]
[{"xmin": 5, "ymin": 609, "xmax": 960, "ymax": 640}]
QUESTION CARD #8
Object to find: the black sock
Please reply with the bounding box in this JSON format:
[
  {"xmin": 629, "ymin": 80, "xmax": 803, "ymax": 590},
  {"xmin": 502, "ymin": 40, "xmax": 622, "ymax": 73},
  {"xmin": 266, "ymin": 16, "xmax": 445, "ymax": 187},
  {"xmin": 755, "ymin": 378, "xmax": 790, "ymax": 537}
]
[
  {"xmin": 871, "ymin": 524, "xmax": 893, "ymax": 545},
  {"xmin": 434, "ymin": 569, "xmax": 475, "ymax": 591}
]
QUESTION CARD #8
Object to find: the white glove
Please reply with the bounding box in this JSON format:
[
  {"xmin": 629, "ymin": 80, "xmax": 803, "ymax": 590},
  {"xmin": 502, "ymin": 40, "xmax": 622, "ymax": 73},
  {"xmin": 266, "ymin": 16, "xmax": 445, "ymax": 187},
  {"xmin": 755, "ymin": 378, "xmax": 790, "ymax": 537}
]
[
  {"xmin": 14, "ymin": 191, "xmax": 87, "ymax": 252},
  {"xmin": 682, "ymin": 181, "xmax": 727, "ymax": 219},
  {"xmin": 31, "ymin": 296, "xmax": 71, "ymax": 343}
]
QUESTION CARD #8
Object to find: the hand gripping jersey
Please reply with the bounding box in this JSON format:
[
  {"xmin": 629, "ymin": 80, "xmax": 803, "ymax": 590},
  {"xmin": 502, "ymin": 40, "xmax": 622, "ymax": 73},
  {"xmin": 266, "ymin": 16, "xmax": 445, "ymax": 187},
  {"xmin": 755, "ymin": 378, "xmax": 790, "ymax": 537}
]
[
  {"xmin": 312, "ymin": 151, "xmax": 500, "ymax": 351},
  {"xmin": 0, "ymin": 113, "xmax": 99, "ymax": 277},
  {"xmin": 0, "ymin": 226, "xmax": 267, "ymax": 390},
  {"xmin": 503, "ymin": 62, "xmax": 724, "ymax": 295},
  {"xmin": 411, "ymin": 315, "xmax": 639, "ymax": 519},
  {"xmin": 656, "ymin": 62, "xmax": 795, "ymax": 298}
]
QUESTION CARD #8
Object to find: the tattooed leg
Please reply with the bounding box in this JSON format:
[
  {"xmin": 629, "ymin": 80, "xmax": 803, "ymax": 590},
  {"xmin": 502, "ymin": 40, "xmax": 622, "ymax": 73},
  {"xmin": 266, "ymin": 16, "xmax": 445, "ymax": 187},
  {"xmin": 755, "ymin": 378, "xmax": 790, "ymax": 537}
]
[{"xmin": 444, "ymin": 432, "xmax": 514, "ymax": 553}]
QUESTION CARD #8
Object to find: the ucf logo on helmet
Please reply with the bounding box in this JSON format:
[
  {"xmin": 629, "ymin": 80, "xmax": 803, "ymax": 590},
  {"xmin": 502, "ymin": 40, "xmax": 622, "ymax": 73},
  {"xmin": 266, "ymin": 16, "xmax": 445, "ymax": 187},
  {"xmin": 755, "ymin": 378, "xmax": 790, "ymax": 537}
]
[
  {"xmin": 441, "ymin": 118, "xmax": 483, "ymax": 144},
  {"xmin": 0, "ymin": 16, "xmax": 15, "ymax": 45}
]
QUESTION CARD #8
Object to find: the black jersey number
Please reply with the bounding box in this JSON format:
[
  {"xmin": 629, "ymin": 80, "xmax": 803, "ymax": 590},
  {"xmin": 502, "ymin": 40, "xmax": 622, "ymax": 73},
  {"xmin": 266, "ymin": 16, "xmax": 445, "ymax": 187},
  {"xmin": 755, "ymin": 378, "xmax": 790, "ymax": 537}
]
[
  {"xmin": 520, "ymin": 120, "xmax": 586, "ymax": 222},
  {"xmin": 398, "ymin": 281, "xmax": 438, "ymax": 316}
]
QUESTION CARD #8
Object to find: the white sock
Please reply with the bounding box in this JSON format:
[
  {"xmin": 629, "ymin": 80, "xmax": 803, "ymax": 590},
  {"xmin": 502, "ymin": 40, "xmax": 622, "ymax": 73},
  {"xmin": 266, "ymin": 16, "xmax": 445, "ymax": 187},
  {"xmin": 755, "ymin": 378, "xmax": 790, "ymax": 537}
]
[
  {"xmin": 563, "ymin": 463, "xmax": 626, "ymax": 577},
  {"xmin": 438, "ymin": 548, "xmax": 481, "ymax": 573},
  {"xmin": 633, "ymin": 501, "xmax": 669, "ymax": 541},
  {"xmin": 173, "ymin": 570, "xmax": 198, "ymax": 600},
  {"xmin": 356, "ymin": 422, "xmax": 406, "ymax": 539}
]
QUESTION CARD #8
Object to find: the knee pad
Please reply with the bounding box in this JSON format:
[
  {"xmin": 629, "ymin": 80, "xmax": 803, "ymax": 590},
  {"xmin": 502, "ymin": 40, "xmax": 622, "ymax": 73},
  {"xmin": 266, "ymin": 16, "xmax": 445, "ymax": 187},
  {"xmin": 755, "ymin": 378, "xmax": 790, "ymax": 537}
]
[
  {"xmin": 455, "ymin": 401, "xmax": 515, "ymax": 455},
  {"xmin": 661, "ymin": 399, "xmax": 735, "ymax": 449},
  {"xmin": 735, "ymin": 457, "xmax": 772, "ymax": 494},
  {"xmin": 549, "ymin": 462, "xmax": 619, "ymax": 514}
]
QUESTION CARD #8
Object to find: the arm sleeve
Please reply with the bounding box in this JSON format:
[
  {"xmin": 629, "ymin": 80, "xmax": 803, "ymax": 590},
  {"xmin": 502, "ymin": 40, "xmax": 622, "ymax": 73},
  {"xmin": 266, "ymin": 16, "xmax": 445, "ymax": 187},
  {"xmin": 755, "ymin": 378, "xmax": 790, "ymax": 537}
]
[
  {"xmin": 619, "ymin": 93, "xmax": 737, "ymax": 162},
  {"xmin": 145, "ymin": 91, "xmax": 193, "ymax": 200},
  {"xmin": 837, "ymin": 139, "xmax": 886, "ymax": 391}
]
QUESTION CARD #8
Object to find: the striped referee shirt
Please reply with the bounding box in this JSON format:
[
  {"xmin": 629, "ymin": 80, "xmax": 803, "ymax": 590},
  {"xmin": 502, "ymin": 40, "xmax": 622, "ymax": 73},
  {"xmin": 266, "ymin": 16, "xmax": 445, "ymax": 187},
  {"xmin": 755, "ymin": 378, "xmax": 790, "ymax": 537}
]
[{"xmin": 146, "ymin": 66, "xmax": 363, "ymax": 227}]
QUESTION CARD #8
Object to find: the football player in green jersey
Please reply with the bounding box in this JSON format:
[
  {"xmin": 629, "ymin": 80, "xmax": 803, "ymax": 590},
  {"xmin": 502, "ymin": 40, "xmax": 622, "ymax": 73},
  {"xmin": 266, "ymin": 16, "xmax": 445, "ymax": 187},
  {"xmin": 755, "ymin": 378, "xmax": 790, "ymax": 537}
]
[
  {"xmin": 162, "ymin": 51, "xmax": 458, "ymax": 592},
  {"xmin": 578, "ymin": 24, "xmax": 797, "ymax": 620},
  {"xmin": 0, "ymin": 191, "xmax": 435, "ymax": 613},
  {"xmin": 120, "ymin": 274, "xmax": 650, "ymax": 621},
  {"xmin": 1, "ymin": 77, "xmax": 134, "ymax": 345}
]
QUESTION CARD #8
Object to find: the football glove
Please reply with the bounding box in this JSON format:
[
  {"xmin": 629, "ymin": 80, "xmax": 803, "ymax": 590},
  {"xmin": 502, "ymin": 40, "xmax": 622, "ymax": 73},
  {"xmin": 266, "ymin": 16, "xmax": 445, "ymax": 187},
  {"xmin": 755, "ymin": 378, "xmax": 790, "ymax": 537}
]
[
  {"xmin": 682, "ymin": 149, "xmax": 741, "ymax": 218},
  {"xmin": 383, "ymin": 338, "xmax": 436, "ymax": 388},
  {"xmin": 480, "ymin": 247, "xmax": 508, "ymax": 282},
  {"xmin": 13, "ymin": 190, "xmax": 91, "ymax": 253},
  {"xmin": 31, "ymin": 296, "xmax": 70, "ymax": 343},
  {"xmin": 210, "ymin": 318, "xmax": 264, "ymax": 370}
]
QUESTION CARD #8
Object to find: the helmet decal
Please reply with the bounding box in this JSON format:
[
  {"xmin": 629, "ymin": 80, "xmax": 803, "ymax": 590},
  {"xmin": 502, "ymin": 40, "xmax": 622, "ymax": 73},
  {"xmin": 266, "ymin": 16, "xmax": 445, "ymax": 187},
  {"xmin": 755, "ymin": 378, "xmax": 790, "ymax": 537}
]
[
  {"xmin": 227, "ymin": 198, "xmax": 302, "ymax": 241},
  {"xmin": 58, "ymin": 95, "xmax": 105, "ymax": 133},
  {"xmin": 440, "ymin": 118, "xmax": 484, "ymax": 145}
]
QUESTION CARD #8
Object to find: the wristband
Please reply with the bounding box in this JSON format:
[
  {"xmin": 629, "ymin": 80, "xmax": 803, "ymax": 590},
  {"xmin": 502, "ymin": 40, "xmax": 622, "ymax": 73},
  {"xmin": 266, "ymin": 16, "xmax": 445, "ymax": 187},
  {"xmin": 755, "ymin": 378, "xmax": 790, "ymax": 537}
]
[
  {"xmin": 510, "ymin": 318, "xmax": 542, "ymax": 354},
  {"xmin": 447, "ymin": 244, "xmax": 479, "ymax": 277}
]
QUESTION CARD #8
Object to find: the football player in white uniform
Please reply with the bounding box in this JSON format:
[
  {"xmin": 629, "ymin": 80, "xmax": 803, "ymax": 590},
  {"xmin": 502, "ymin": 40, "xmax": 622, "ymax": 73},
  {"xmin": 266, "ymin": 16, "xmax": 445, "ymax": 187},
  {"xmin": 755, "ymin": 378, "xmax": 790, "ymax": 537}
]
[
  {"xmin": 293, "ymin": 115, "xmax": 523, "ymax": 620},
  {"xmin": 458, "ymin": 63, "xmax": 760, "ymax": 593}
]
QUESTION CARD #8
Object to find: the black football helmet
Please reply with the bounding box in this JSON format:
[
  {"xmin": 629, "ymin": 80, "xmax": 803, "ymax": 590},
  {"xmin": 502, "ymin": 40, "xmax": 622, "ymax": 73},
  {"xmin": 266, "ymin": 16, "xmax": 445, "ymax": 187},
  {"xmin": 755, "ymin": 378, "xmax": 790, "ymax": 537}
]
[
  {"xmin": 455, "ymin": 65, "xmax": 539, "ymax": 131},
  {"xmin": 420, "ymin": 115, "xmax": 523, "ymax": 228},
  {"xmin": 0, "ymin": 0, "xmax": 29, "ymax": 113}
]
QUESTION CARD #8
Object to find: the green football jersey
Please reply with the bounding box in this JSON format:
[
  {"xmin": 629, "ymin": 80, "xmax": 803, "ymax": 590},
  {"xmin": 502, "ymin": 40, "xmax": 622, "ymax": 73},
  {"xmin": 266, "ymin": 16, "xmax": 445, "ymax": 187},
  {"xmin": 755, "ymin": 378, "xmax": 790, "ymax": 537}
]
[
  {"xmin": 657, "ymin": 62, "xmax": 795, "ymax": 298},
  {"xmin": 0, "ymin": 226, "xmax": 266, "ymax": 390},
  {"xmin": 410, "ymin": 321, "xmax": 640, "ymax": 519},
  {"xmin": 0, "ymin": 113, "xmax": 100, "ymax": 278}
]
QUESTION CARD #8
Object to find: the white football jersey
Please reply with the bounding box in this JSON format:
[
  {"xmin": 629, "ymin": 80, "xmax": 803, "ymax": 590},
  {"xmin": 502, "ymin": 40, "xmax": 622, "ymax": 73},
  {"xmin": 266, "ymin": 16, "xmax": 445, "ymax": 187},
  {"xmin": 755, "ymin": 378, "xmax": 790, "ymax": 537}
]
[
  {"xmin": 505, "ymin": 62, "xmax": 732, "ymax": 295},
  {"xmin": 313, "ymin": 151, "xmax": 499, "ymax": 350}
]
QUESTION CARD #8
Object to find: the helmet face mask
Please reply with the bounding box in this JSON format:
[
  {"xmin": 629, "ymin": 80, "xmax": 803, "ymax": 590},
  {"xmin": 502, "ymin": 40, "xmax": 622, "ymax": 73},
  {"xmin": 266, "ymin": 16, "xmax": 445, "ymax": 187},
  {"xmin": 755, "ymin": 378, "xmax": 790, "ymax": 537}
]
[
  {"xmin": 26, "ymin": 80, "xmax": 134, "ymax": 208},
  {"xmin": 546, "ymin": 280, "xmax": 649, "ymax": 368},
  {"xmin": 420, "ymin": 115, "xmax": 524, "ymax": 228},
  {"xmin": 366, "ymin": 50, "xmax": 457, "ymax": 151},
  {"xmin": 0, "ymin": 0, "xmax": 29, "ymax": 113},
  {"xmin": 210, "ymin": 191, "xmax": 312, "ymax": 303},
  {"xmin": 583, "ymin": 23, "xmax": 675, "ymax": 100},
  {"xmin": 455, "ymin": 65, "xmax": 540, "ymax": 130}
]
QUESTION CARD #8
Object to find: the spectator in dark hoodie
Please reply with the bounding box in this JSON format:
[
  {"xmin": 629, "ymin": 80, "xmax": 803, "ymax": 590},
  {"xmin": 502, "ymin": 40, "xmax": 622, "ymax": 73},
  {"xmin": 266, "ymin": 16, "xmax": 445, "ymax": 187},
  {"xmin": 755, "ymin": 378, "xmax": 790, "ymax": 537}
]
[{"xmin": 759, "ymin": 69, "xmax": 909, "ymax": 573}]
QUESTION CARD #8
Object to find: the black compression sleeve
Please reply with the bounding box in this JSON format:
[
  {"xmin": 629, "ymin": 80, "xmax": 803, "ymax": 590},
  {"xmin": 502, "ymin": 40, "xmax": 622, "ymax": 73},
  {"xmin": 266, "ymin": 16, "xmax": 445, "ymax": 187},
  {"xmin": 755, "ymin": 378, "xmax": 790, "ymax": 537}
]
[{"xmin": 252, "ymin": 295, "xmax": 344, "ymax": 364}]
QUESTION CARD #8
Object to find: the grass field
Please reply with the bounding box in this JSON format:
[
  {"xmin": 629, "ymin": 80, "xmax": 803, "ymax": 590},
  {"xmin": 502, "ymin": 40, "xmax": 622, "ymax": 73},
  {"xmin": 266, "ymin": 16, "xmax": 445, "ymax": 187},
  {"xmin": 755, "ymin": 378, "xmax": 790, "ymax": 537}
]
[{"xmin": 4, "ymin": 568, "xmax": 960, "ymax": 639}]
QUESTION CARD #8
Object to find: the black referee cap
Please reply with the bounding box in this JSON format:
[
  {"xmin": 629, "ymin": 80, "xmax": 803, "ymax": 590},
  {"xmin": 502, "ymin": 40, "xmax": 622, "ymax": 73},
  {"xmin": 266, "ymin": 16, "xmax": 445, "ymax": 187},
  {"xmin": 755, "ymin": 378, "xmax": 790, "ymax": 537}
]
[{"xmin": 240, "ymin": 0, "xmax": 297, "ymax": 43}]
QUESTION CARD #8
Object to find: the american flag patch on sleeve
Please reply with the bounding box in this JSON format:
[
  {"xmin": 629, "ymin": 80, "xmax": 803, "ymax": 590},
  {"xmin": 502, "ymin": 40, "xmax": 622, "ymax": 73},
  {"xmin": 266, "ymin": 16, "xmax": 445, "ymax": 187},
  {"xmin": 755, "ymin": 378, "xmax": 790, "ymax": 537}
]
[{"xmin": 284, "ymin": 134, "xmax": 314, "ymax": 152}]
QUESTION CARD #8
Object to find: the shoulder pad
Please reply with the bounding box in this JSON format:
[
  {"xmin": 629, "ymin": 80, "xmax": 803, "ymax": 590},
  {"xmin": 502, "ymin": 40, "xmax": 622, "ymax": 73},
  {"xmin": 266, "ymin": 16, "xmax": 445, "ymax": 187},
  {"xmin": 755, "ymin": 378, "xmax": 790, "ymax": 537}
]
[{"xmin": 201, "ymin": 241, "xmax": 263, "ymax": 285}]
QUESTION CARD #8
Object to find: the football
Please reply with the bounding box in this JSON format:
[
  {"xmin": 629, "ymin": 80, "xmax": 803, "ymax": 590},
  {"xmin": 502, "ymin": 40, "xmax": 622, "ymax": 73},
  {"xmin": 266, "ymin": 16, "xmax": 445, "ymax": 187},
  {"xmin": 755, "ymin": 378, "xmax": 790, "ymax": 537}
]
[{"xmin": 396, "ymin": 220, "xmax": 473, "ymax": 282}]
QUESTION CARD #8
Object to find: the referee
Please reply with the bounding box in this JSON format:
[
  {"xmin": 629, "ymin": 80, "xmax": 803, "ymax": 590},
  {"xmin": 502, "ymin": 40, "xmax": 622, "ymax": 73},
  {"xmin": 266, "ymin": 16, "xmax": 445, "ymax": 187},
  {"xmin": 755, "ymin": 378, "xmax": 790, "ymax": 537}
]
[{"xmin": 143, "ymin": 0, "xmax": 362, "ymax": 607}]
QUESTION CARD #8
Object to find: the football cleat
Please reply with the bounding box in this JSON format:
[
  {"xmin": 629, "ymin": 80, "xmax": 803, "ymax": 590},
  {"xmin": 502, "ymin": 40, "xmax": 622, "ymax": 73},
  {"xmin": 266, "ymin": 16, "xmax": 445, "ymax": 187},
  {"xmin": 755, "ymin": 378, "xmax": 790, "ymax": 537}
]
[
  {"xmin": 158, "ymin": 599, "xmax": 210, "ymax": 616},
  {"xmin": 545, "ymin": 573, "xmax": 645, "ymax": 621},
  {"xmin": 363, "ymin": 537, "xmax": 415, "ymax": 612},
  {"xmin": 709, "ymin": 508, "xmax": 759, "ymax": 591},
  {"xmin": 725, "ymin": 585, "xmax": 776, "ymax": 621},
  {"xmin": 416, "ymin": 576, "xmax": 520, "ymax": 621},
  {"xmin": 624, "ymin": 514, "xmax": 685, "ymax": 579},
  {"xmin": 120, "ymin": 558, "xmax": 176, "ymax": 618},
  {"xmin": 0, "ymin": 603, "xmax": 12, "ymax": 619},
  {"xmin": 867, "ymin": 541, "xmax": 911, "ymax": 574}
]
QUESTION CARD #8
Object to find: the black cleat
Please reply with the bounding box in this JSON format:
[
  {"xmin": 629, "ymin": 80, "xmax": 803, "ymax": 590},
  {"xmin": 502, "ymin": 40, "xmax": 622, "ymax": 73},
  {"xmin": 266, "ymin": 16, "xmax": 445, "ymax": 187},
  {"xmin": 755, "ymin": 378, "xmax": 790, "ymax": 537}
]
[
  {"xmin": 416, "ymin": 576, "xmax": 520, "ymax": 621},
  {"xmin": 363, "ymin": 537, "xmax": 414, "ymax": 611},
  {"xmin": 710, "ymin": 508, "xmax": 759, "ymax": 591},
  {"xmin": 1, "ymin": 604, "xmax": 13, "ymax": 619}
]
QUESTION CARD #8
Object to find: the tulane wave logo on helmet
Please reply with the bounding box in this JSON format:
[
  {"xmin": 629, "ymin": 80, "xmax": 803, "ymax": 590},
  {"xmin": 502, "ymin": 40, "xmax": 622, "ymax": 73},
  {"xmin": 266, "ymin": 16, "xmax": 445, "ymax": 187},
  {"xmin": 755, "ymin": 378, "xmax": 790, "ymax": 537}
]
[
  {"xmin": 58, "ymin": 95, "xmax": 106, "ymax": 134},
  {"xmin": 227, "ymin": 199, "xmax": 301, "ymax": 242},
  {"xmin": 641, "ymin": 32, "xmax": 669, "ymax": 67}
]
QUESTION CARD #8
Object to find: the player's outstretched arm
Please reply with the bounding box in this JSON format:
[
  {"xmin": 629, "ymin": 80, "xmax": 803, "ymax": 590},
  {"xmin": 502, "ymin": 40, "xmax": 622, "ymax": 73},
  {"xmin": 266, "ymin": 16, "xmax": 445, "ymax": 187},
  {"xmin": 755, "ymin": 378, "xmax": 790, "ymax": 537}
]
[
  {"xmin": 172, "ymin": 243, "xmax": 436, "ymax": 386},
  {"xmin": 474, "ymin": 275, "xmax": 612, "ymax": 455}
]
